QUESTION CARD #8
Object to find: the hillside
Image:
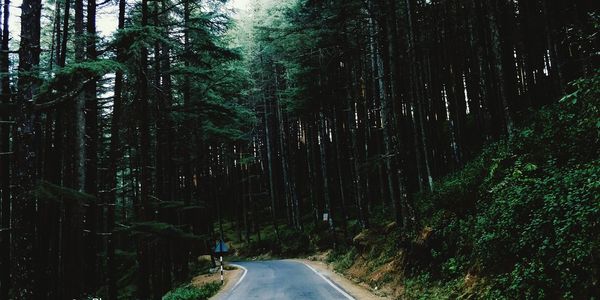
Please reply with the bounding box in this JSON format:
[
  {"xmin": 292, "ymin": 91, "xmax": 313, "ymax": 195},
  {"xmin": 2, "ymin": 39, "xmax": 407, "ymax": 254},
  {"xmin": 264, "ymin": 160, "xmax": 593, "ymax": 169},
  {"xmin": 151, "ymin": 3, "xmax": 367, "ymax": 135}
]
[{"xmin": 233, "ymin": 72, "xmax": 599, "ymax": 299}]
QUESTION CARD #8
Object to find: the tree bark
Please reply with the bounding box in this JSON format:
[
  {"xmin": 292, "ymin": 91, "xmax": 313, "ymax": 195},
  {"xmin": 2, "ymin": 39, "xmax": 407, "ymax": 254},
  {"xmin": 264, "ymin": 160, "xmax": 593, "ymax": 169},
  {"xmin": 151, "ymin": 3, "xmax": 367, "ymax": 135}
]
[
  {"xmin": 138, "ymin": 0, "xmax": 152, "ymax": 221},
  {"xmin": 347, "ymin": 62, "xmax": 368, "ymax": 228},
  {"xmin": 318, "ymin": 111, "xmax": 335, "ymax": 246},
  {"xmin": 137, "ymin": 0, "xmax": 152, "ymax": 297},
  {"xmin": 84, "ymin": 0, "xmax": 99, "ymax": 291},
  {"xmin": 0, "ymin": 0, "xmax": 11, "ymax": 297},
  {"xmin": 73, "ymin": 0, "xmax": 85, "ymax": 192},
  {"xmin": 59, "ymin": 0, "xmax": 69, "ymax": 68},
  {"xmin": 332, "ymin": 108, "xmax": 347, "ymax": 238},
  {"xmin": 369, "ymin": 2, "xmax": 403, "ymax": 227},
  {"xmin": 273, "ymin": 65, "xmax": 300, "ymax": 229},
  {"xmin": 487, "ymin": 0, "xmax": 514, "ymax": 139},
  {"xmin": 262, "ymin": 77, "xmax": 281, "ymax": 244},
  {"xmin": 106, "ymin": 0, "xmax": 126, "ymax": 298},
  {"xmin": 12, "ymin": 0, "xmax": 42, "ymax": 297}
]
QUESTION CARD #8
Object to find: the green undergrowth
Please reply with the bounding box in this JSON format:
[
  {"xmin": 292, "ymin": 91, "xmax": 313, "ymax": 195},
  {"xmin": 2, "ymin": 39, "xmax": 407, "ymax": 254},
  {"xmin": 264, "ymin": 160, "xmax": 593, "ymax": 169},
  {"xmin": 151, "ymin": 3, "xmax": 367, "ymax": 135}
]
[{"xmin": 162, "ymin": 282, "xmax": 221, "ymax": 300}]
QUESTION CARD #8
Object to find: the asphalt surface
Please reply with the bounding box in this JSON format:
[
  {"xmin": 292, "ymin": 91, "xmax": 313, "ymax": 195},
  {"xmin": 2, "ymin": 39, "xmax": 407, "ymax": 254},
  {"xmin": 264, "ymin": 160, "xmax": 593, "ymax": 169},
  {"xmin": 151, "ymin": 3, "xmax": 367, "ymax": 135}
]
[{"xmin": 215, "ymin": 260, "xmax": 355, "ymax": 300}]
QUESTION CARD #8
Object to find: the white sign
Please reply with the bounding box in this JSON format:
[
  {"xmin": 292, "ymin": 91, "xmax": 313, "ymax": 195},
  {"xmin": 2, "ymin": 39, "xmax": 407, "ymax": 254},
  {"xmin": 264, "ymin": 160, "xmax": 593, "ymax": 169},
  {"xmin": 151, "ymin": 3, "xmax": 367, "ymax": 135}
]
[{"xmin": 323, "ymin": 213, "xmax": 329, "ymax": 221}]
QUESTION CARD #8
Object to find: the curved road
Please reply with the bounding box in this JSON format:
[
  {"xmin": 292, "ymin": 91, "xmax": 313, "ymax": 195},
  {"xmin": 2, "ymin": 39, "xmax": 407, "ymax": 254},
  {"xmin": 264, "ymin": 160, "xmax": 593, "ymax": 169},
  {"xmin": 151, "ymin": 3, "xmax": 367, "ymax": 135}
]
[{"xmin": 215, "ymin": 260, "xmax": 355, "ymax": 300}]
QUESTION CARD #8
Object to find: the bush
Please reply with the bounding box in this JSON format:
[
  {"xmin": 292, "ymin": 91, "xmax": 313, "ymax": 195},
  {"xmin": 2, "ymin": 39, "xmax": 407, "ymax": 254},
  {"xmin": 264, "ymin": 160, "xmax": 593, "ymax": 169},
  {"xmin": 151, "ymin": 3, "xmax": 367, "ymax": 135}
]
[
  {"xmin": 279, "ymin": 228, "xmax": 311, "ymax": 256},
  {"xmin": 162, "ymin": 282, "xmax": 221, "ymax": 300},
  {"xmin": 475, "ymin": 160, "xmax": 600, "ymax": 298},
  {"xmin": 327, "ymin": 247, "xmax": 357, "ymax": 273}
]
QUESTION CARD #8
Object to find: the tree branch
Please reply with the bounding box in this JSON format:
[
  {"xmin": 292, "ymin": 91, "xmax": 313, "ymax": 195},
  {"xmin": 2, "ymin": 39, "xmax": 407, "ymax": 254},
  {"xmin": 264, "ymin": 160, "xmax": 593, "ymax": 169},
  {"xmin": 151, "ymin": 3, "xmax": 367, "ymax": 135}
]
[{"xmin": 33, "ymin": 78, "xmax": 93, "ymax": 111}]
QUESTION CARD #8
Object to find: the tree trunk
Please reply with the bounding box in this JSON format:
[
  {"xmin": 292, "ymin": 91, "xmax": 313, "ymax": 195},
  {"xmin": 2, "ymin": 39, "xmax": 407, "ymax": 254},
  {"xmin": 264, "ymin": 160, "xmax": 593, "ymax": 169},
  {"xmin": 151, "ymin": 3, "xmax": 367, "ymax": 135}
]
[
  {"xmin": 137, "ymin": 0, "xmax": 152, "ymax": 297},
  {"xmin": 138, "ymin": 0, "xmax": 152, "ymax": 221},
  {"xmin": 273, "ymin": 65, "xmax": 299, "ymax": 229},
  {"xmin": 0, "ymin": 0, "xmax": 11, "ymax": 297},
  {"xmin": 73, "ymin": 0, "xmax": 85, "ymax": 192},
  {"xmin": 106, "ymin": 0, "xmax": 126, "ymax": 298},
  {"xmin": 368, "ymin": 3, "xmax": 403, "ymax": 227},
  {"xmin": 305, "ymin": 119, "xmax": 319, "ymax": 224},
  {"xmin": 262, "ymin": 80, "xmax": 281, "ymax": 244},
  {"xmin": 318, "ymin": 112, "xmax": 335, "ymax": 246},
  {"xmin": 347, "ymin": 63, "xmax": 368, "ymax": 228},
  {"xmin": 59, "ymin": 0, "xmax": 69, "ymax": 68},
  {"xmin": 244, "ymin": 168, "xmax": 251, "ymax": 243},
  {"xmin": 332, "ymin": 108, "xmax": 347, "ymax": 239},
  {"xmin": 48, "ymin": 0, "xmax": 60, "ymax": 70},
  {"xmin": 181, "ymin": 0, "xmax": 194, "ymax": 206},
  {"xmin": 541, "ymin": 0, "xmax": 565, "ymax": 95},
  {"xmin": 12, "ymin": 0, "xmax": 42, "ymax": 297},
  {"xmin": 84, "ymin": 0, "xmax": 99, "ymax": 291},
  {"xmin": 487, "ymin": 0, "xmax": 514, "ymax": 139},
  {"xmin": 155, "ymin": 0, "xmax": 175, "ymax": 204}
]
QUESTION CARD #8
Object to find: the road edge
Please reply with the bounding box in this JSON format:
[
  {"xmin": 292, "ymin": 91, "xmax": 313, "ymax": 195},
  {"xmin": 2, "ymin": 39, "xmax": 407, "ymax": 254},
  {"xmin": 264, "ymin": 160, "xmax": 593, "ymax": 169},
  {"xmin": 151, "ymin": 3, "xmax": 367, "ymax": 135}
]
[
  {"xmin": 229, "ymin": 264, "xmax": 248, "ymax": 289},
  {"xmin": 301, "ymin": 262, "xmax": 356, "ymax": 300},
  {"xmin": 292, "ymin": 259, "xmax": 391, "ymax": 300},
  {"xmin": 209, "ymin": 264, "xmax": 245, "ymax": 300}
]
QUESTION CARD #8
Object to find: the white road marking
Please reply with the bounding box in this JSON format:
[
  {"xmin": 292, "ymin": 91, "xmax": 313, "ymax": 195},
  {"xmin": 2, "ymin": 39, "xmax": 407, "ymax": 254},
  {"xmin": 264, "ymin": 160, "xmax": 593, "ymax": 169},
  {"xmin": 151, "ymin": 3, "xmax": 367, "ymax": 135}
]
[
  {"xmin": 229, "ymin": 264, "xmax": 248, "ymax": 290},
  {"xmin": 301, "ymin": 262, "xmax": 356, "ymax": 300}
]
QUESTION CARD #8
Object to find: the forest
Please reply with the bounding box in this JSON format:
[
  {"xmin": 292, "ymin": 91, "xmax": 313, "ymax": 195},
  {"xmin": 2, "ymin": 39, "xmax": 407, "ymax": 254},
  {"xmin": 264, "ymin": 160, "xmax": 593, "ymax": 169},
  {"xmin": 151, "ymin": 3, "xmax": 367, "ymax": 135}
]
[{"xmin": 0, "ymin": 0, "xmax": 598, "ymax": 299}]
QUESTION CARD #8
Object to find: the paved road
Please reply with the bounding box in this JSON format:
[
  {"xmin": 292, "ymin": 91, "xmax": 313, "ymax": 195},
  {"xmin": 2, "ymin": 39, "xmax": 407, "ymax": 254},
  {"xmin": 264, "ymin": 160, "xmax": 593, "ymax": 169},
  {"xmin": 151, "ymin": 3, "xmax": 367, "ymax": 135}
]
[{"xmin": 215, "ymin": 260, "xmax": 355, "ymax": 300}]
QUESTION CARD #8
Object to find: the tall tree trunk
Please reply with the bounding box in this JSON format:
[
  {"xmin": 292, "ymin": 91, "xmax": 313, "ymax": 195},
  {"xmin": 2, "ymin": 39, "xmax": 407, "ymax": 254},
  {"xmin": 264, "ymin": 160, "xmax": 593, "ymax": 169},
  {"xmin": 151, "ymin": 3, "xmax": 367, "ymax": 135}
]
[
  {"xmin": 368, "ymin": 3, "xmax": 403, "ymax": 227},
  {"xmin": 106, "ymin": 0, "xmax": 126, "ymax": 298},
  {"xmin": 262, "ymin": 81, "xmax": 281, "ymax": 244},
  {"xmin": 243, "ymin": 168, "xmax": 251, "ymax": 243},
  {"xmin": 159, "ymin": 0, "xmax": 175, "ymax": 201},
  {"xmin": 84, "ymin": 0, "xmax": 99, "ymax": 291},
  {"xmin": 154, "ymin": 0, "xmax": 175, "ymax": 204},
  {"xmin": 368, "ymin": 5, "xmax": 388, "ymax": 211},
  {"xmin": 47, "ymin": 0, "xmax": 64, "ymax": 185},
  {"xmin": 332, "ymin": 108, "xmax": 347, "ymax": 239},
  {"xmin": 487, "ymin": 0, "xmax": 514, "ymax": 139},
  {"xmin": 73, "ymin": 0, "xmax": 85, "ymax": 192},
  {"xmin": 138, "ymin": 0, "xmax": 152, "ymax": 221},
  {"xmin": 137, "ymin": 0, "xmax": 152, "ymax": 297},
  {"xmin": 153, "ymin": 1, "xmax": 165, "ymax": 202},
  {"xmin": 347, "ymin": 63, "xmax": 368, "ymax": 228},
  {"xmin": 305, "ymin": 119, "xmax": 319, "ymax": 223},
  {"xmin": 402, "ymin": 0, "xmax": 433, "ymax": 192},
  {"xmin": 0, "ymin": 0, "xmax": 11, "ymax": 297},
  {"xmin": 466, "ymin": 0, "xmax": 487, "ymax": 147},
  {"xmin": 13, "ymin": 0, "xmax": 42, "ymax": 297},
  {"xmin": 59, "ymin": 0, "xmax": 69, "ymax": 68},
  {"xmin": 273, "ymin": 66, "xmax": 299, "ymax": 228},
  {"xmin": 541, "ymin": 0, "xmax": 565, "ymax": 95},
  {"xmin": 318, "ymin": 112, "xmax": 335, "ymax": 247},
  {"xmin": 182, "ymin": 0, "xmax": 193, "ymax": 206},
  {"xmin": 48, "ymin": 0, "xmax": 60, "ymax": 70}
]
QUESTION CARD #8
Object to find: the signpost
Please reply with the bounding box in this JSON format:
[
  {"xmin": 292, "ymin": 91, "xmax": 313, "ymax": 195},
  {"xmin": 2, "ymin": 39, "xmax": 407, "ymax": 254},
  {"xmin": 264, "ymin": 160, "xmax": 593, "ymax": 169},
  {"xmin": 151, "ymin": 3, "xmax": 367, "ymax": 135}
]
[{"xmin": 214, "ymin": 240, "xmax": 229, "ymax": 285}]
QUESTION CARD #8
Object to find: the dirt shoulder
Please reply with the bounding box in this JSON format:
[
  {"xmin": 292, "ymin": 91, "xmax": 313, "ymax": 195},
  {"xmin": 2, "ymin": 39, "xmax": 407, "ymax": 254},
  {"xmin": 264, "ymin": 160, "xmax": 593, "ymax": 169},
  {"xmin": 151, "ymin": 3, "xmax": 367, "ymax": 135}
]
[{"xmin": 292, "ymin": 258, "xmax": 392, "ymax": 300}]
